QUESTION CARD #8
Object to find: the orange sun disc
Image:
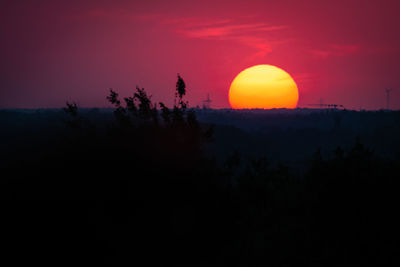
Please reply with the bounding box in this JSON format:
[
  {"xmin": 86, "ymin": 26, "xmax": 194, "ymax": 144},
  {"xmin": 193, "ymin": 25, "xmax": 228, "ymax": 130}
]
[{"xmin": 229, "ymin": 64, "xmax": 299, "ymax": 109}]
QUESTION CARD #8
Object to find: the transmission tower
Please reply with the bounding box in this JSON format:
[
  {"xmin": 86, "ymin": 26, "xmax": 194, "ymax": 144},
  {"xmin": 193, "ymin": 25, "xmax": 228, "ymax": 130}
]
[{"xmin": 202, "ymin": 94, "xmax": 212, "ymax": 109}]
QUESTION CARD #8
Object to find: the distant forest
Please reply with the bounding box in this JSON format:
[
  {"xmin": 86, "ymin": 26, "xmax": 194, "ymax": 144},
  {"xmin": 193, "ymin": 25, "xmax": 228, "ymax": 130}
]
[
  {"xmin": 1, "ymin": 76, "xmax": 399, "ymax": 265},
  {"xmin": 2, "ymin": 102, "xmax": 399, "ymax": 167}
]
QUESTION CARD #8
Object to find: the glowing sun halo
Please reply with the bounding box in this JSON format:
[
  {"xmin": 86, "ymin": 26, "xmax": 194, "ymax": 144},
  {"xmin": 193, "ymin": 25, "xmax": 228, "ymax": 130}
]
[{"xmin": 229, "ymin": 65, "xmax": 299, "ymax": 109}]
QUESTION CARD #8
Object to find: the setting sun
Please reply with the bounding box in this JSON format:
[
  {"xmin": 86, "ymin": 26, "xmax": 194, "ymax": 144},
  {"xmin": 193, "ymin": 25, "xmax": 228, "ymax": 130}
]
[{"xmin": 229, "ymin": 65, "xmax": 299, "ymax": 109}]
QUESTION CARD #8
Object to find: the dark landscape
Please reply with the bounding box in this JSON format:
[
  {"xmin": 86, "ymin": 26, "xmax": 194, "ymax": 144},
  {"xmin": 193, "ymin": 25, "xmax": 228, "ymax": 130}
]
[{"xmin": 1, "ymin": 80, "xmax": 399, "ymax": 265}]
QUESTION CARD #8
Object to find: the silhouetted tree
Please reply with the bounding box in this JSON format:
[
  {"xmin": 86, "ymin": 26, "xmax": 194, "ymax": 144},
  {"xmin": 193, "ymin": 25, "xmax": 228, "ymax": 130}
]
[
  {"xmin": 63, "ymin": 102, "xmax": 81, "ymax": 130},
  {"xmin": 107, "ymin": 89, "xmax": 130, "ymax": 127},
  {"xmin": 124, "ymin": 96, "xmax": 137, "ymax": 115},
  {"xmin": 175, "ymin": 74, "xmax": 187, "ymax": 107},
  {"xmin": 159, "ymin": 102, "xmax": 171, "ymax": 124},
  {"xmin": 133, "ymin": 86, "xmax": 155, "ymax": 121},
  {"xmin": 63, "ymin": 102, "xmax": 78, "ymax": 117}
]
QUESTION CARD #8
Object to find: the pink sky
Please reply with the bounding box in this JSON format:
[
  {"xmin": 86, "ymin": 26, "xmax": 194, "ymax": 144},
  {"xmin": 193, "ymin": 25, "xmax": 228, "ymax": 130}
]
[{"xmin": 1, "ymin": 0, "xmax": 399, "ymax": 110}]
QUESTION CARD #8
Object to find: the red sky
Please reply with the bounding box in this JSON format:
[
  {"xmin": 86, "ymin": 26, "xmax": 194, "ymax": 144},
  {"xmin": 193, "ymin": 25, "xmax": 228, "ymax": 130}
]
[{"xmin": 1, "ymin": 0, "xmax": 399, "ymax": 110}]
